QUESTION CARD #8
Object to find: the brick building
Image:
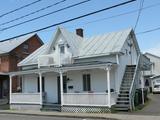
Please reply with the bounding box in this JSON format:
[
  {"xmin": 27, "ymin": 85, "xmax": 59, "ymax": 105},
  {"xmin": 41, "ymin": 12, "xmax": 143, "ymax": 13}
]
[{"xmin": 0, "ymin": 33, "xmax": 43, "ymax": 100}]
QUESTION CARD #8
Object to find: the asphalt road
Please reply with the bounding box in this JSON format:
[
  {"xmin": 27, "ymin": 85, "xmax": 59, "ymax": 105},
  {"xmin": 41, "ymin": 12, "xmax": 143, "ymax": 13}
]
[
  {"xmin": 0, "ymin": 114, "xmax": 104, "ymax": 120},
  {"xmin": 133, "ymin": 93, "xmax": 160, "ymax": 115}
]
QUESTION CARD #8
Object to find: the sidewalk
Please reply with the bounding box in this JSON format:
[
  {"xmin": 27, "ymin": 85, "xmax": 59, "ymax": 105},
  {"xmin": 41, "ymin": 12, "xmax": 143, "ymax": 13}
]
[{"xmin": 0, "ymin": 110, "xmax": 160, "ymax": 120}]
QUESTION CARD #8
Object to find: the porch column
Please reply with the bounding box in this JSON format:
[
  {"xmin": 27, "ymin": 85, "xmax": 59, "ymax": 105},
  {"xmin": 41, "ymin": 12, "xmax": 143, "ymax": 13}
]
[
  {"xmin": 59, "ymin": 71, "xmax": 63, "ymax": 106},
  {"xmin": 9, "ymin": 75, "xmax": 12, "ymax": 104},
  {"xmin": 39, "ymin": 73, "xmax": 43, "ymax": 105},
  {"xmin": 106, "ymin": 65, "xmax": 111, "ymax": 108}
]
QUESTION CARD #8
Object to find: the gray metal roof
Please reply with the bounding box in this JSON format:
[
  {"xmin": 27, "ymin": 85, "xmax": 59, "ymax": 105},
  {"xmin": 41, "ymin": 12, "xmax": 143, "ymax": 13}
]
[
  {"xmin": 0, "ymin": 33, "xmax": 36, "ymax": 54},
  {"xmin": 18, "ymin": 27, "xmax": 133, "ymax": 66},
  {"xmin": 78, "ymin": 28, "xmax": 132, "ymax": 58}
]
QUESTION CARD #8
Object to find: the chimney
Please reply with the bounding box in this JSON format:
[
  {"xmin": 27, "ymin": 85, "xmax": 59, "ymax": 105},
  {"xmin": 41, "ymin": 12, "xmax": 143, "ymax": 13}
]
[{"xmin": 76, "ymin": 28, "xmax": 83, "ymax": 37}]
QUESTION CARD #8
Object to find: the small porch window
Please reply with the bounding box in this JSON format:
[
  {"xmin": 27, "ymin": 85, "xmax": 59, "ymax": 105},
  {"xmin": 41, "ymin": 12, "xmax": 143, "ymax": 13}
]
[{"xmin": 83, "ymin": 74, "xmax": 91, "ymax": 91}]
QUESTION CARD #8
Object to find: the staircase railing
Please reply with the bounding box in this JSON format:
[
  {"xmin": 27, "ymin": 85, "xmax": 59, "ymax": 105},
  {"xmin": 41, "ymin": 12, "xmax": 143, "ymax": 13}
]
[{"xmin": 129, "ymin": 54, "xmax": 141, "ymax": 111}]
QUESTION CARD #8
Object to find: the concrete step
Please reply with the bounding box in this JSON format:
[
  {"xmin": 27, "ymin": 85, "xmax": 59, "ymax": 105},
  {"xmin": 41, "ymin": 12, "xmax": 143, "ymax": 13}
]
[{"xmin": 41, "ymin": 107, "xmax": 61, "ymax": 112}]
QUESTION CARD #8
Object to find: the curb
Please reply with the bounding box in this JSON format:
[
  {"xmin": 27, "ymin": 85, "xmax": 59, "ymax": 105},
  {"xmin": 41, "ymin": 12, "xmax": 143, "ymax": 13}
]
[{"xmin": 0, "ymin": 111, "xmax": 118, "ymax": 120}]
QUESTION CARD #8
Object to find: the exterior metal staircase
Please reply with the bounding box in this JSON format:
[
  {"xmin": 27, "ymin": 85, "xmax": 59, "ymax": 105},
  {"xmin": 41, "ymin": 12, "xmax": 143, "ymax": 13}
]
[{"xmin": 115, "ymin": 65, "xmax": 136, "ymax": 111}]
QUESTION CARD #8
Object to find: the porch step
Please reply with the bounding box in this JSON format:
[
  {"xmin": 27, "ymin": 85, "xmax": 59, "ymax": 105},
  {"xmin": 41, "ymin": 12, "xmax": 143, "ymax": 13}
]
[
  {"xmin": 41, "ymin": 107, "xmax": 61, "ymax": 111},
  {"xmin": 41, "ymin": 104, "xmax": 61, "ymax": 112}
]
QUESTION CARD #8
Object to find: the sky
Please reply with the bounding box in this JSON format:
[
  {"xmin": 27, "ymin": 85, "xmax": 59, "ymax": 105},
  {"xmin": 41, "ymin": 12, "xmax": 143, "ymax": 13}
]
[{"xmin": 0, "ymin": 0, "xmax": 160, "ymax": 56}]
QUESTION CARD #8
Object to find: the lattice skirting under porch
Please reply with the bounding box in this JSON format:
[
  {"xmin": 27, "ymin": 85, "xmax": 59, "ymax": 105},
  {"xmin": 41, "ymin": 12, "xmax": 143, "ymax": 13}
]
[{"xmin": 61, "ymin": 105, "xmax": 111, "ymax": 113}]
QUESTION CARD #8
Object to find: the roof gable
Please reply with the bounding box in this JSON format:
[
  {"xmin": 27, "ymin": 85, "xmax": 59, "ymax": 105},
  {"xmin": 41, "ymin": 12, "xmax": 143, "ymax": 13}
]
[
  {"xmin": 0, "ymin": 33, "xmax": 36, "ymax": 54},
  {"xmin": 47, "ymin": 27, "xmax": 83, "ymax": 56}
]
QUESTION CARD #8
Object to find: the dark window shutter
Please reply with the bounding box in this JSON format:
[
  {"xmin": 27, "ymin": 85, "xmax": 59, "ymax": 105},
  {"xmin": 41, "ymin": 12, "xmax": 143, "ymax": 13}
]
[
  {"xmin": 83, "ymin": 74, "xmax": 86, "ymax": 91},
  {"xmin": 42, "ymin": 77, "xmax": 45, "ymax": 92},
  {"xmin": 83, "ymin": 74, "xmax": 91, "ymax": 91},
  {"xmin": 37, "ymin": 77, "xmax": 45, "ymax": 92},
  {"xmin": 87, "ymin": 74, "xmax": 91, "ymax": 91}
]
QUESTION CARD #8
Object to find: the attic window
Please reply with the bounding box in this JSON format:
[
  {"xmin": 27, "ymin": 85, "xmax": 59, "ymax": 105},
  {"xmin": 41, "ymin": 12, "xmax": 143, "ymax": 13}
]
[
  {"xmin": 23, "ymin": 43, "xmax": 28, "ymax": 50},
  {"xmin": 60, "ymin": 45, "xmax": 65, "ymax": 54}
]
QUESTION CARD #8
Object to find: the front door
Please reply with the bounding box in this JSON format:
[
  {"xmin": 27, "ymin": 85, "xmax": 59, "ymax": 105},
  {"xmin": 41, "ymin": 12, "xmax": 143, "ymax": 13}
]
[{"xmin": 57, "ymin": 76, "xmax": 67, "ymax": 104}]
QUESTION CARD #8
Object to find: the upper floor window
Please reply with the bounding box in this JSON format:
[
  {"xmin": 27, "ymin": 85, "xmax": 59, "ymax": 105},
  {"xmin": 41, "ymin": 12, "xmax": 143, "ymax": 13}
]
[
  {"xmin": 23, "ymin": 43, "xmax": 29, "ymax": 53},
  {"xmin": 60, "ymin": 45, "xmax": 65, "ymax": 54},
  {"xmin": 23, "ymin": 43, "xmax": 29, "ymax": 50}
]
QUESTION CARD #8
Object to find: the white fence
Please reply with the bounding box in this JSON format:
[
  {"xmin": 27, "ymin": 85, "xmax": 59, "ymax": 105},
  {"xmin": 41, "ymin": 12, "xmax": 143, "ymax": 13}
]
[
  {"xmin": 63, "ymin": 92, "xmax": 117, "ymax": 106},
  {"xmin": 10, "ymin": 93, "xmax": 40, "ymax": 104}
]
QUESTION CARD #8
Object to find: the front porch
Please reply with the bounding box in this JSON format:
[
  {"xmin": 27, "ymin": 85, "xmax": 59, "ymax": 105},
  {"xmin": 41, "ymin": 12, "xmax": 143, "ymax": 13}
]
[{"xmin": 9, "ymin": 62, "xmax": 118, "ymax": 111}]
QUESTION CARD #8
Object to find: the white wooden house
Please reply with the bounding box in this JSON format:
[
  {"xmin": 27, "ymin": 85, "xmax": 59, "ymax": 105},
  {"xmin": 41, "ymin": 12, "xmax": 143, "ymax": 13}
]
[
  {"xmin": 9, "ymin": 27, "xmax": 150, "ymax": 112},
  {"xmin": 143, "ymin": 53, "xmax": 160, "ymax": 92}
]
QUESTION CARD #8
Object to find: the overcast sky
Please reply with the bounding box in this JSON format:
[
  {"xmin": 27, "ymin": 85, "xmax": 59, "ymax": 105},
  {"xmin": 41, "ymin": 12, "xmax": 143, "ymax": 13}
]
[{"xmin": 0, "ymin": 0, "xmax": 160, "ymax": 56}]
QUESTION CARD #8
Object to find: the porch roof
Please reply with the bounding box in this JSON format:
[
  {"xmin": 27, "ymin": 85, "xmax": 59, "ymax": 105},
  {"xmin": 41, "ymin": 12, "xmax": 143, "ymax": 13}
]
[{"xmin": 10, "ymin": 61, "xmax": 117, "ymax": 76}]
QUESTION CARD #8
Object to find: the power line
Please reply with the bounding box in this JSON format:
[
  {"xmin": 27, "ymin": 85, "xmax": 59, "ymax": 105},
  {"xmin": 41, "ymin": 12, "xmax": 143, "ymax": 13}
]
[
  {"xmin": 0, "ymin": 0, "xmax": 43, "ymax": 18},
  {"xmin": 40, "ymin": 2, "xmax": 160, "ymax": 33},
  {"xmin": 136, "ymin": 27, "xmax": 160, "ymax": 35},
  {"xmin": 134, "ymin": 0, "xmax": 144, "ymax": 30},
  {"xmin": 0, "ymin": 0, "xmax": 67, "ymax": 26},
  {"xmin": 0, "ymin": 0, "xmax": 92, "ymax": 31},
  {"xmin": 0, "ymin": 0, "xmax": 136, "ymax": 42}
]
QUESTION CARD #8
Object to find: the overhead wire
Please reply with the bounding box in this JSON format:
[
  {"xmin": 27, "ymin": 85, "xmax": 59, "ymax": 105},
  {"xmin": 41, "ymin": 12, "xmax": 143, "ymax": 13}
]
[
  {"xmin": 0, "ymin": 0, "xmax": 92, "ymax": 31},
  {"xmin": 0, "ymin": 0, "xmax": 44, "ymax": 18},
  {"xmin": 0, "ymin": 0, "xmax": 67, "ymax": 26},
  {"xmin": 0, "ymin": 0, "xmax": 136, "ymax": 42}
]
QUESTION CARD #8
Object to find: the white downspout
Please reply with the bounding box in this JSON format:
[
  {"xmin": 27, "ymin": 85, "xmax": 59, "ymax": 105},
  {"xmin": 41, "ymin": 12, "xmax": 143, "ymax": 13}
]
[
  {"xmin": 106, "ymin": 66, "xmax": 111, "ymax": 108},
  {"xmin": 60, "ymin": 71, "xmax": 63, "ymax": 106},
  {"xmin": 116, "ymin": 54, "xmax": 120, "ymax": 93},
  {"xmin": 39, "ymin": 73, "xmax": 43, "ymax": 105},
  {"xmin": 141, "ymin": 71, "xmax": 144, "ymax": 105}
]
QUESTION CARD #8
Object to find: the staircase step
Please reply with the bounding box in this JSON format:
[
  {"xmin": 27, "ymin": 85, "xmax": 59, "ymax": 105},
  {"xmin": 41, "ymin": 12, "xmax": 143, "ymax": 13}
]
[
  {"xmin": 120, "ymin": 90, "xmax": 129, "ymax": 92},
  {"xmin": 115, "ymin": 104, "xmax": 130, "ymax": 107},
  {"xmin": 117, "ymin": 97, "xmax": 129, "ymax": 101},
  {"xmin": 114, "ymin": 107, "xmax": 129, "ymax": 111},
  {"xmin": 118, "ymin": 94, "xmax": 129, "ymax": 98},
  {"xmin": 117, "ymin": 100, "xmax": 129, "ymax": 102}
]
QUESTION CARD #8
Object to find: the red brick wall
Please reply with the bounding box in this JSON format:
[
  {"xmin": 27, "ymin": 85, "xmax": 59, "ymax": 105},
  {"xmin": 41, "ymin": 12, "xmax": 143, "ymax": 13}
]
[
  {"xmin": 0, "ymin": 34, "xmax": 43, "ymax": 92},
  {"xmin": 0, "ymin": 55, "xmax": 10, "ymax": 72},
  {"xmin": 9, "ymin": 35, "xmax": 43, "ymax": 72}
]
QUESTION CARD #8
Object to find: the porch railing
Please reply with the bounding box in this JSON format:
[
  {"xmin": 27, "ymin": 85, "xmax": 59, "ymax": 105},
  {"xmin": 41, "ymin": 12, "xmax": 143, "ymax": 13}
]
[
  {"xmin": 63, "ymin": 92, "xmax": 117, "ymax": 106},
  {"xmin": 38, "ymin": 54, "xmax": 55, "ymax": 68},
  {"xmin": 10, "ymin": 93, "xmax": 40, "ymax": 104}
]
